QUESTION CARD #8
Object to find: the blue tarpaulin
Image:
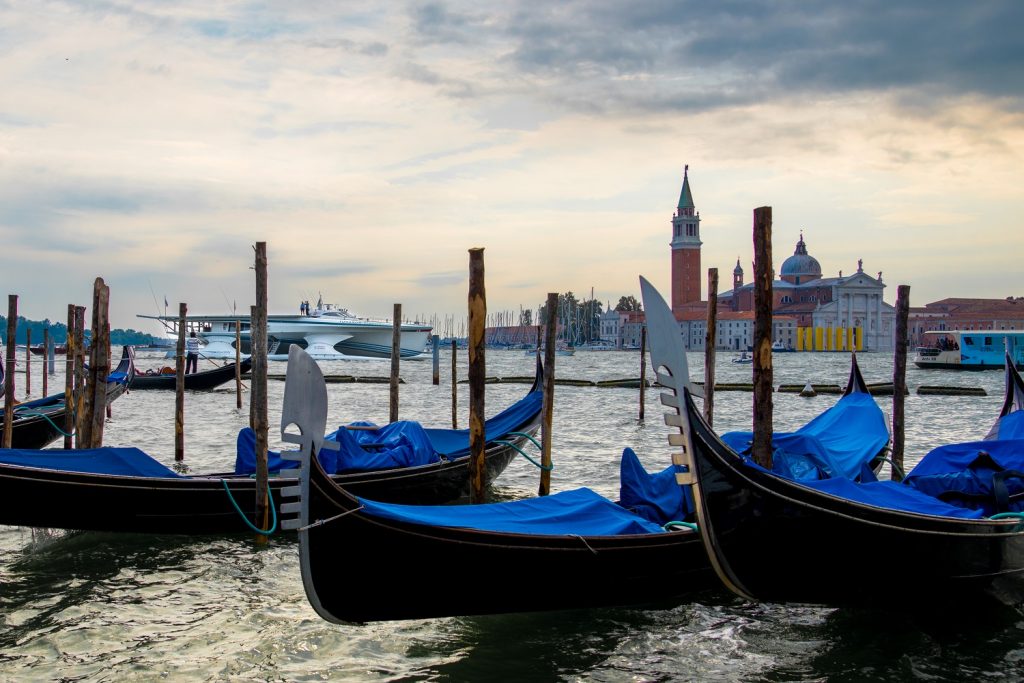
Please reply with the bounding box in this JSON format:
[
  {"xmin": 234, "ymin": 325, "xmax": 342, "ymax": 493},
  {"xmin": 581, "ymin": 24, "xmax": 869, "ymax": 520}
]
[
  {"xmin": 235, "ymin": 385, "xmax": 542, "ymax": 475},
  {"xmin": 722, "ymin": 393, "xmax": 889, "ymax": 482},
  {"xmin": 356, "ymin": 486, "xmax": 667, "ymax": 536},
  {"xmin": 618, "ymin": 447, "xmax": 693, "ymax": 525},
  {"xmin": 991, "ymin": 411, "xmax": 1024, "ymax": 441},
  {"xmin": 801, "ymin": 476, "xmax": 985, "ymax": 519},
  {"xmin": 903, "ymin": 437, "xmax": 1024, "ymax": 516},
  {"xmin": 0, "ymin": 447, "xmax": 183, "ymax": 478}
]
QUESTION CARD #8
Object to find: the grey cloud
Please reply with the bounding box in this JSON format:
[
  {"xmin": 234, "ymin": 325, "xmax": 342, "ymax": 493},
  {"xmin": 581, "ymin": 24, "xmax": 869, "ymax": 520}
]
[{"xmin": 404, "ymin": 1, "xmax": 1024, "ymax": 113}]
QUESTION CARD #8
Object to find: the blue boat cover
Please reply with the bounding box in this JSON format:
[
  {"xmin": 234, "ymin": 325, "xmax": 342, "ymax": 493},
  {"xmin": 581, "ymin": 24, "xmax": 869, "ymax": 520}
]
[
  {"xmin": 235, "ymin": 386, "xmax": 542, "ymax": 475},
  {"xmin": 235, "ymin": 420, "xmax": 439, "ymax": 475},
  {"xmin": 356, "ymin": 486, "xmax": 667, "ymax": 536},
  {"xmin": 722, "ymin": 393, "xmax": 888, "ymax": 482},
  {"xmin": 0, "ymin": 446, "xmax": 183, "ymax": 478},
  {"xmin": 990, "ymin": 411, "xmax": 1024, "ymax": 441},
  {"xmin": 420, "ymin": 389, "xmax": 542, "ymax": 457},
  {"xmin": 800, "ymin": 477, "xmax": 985, "ymax": 519},
  {"xmin": 618, "ymin": 447, "xmax": 693, "ymax": 524},
  {"xmin": 903, "ymin": 437, "xmax": 1024, "ymax": 516}
]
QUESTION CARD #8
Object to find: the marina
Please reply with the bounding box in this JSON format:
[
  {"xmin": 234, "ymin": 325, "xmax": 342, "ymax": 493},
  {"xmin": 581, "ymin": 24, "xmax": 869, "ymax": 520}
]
[{"xmin": 1, "ymin": 346, "xmax": 1022, "ymax": 679}]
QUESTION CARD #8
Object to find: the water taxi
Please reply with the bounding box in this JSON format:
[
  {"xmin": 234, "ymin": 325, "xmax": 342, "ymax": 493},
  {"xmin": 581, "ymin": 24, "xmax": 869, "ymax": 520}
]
[{"xmin": 913, "ymin": 330, "xmax": 1024, "ymax": 370}]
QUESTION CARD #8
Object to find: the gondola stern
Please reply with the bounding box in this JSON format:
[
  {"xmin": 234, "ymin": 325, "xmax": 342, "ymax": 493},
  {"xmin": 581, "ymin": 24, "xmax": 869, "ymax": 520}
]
[
  {"xmin": 999, "ymin": 351, "xmax": 1024, "ymax": 419},
  {"xmin": 843, "ymin": 351, "xmax": 870, "ymax": 396}
]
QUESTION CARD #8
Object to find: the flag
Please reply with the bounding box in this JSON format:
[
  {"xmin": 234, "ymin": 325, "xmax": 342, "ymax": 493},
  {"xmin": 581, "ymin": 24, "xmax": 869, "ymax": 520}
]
[{"xmin": 164, "ymin": 296, "xmax": 168, "ymax": 309}]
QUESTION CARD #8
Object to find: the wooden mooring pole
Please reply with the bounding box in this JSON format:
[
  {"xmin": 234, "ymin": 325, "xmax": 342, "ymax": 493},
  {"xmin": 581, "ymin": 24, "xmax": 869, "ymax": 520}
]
[
  {"xmin": 451, "ymin": 339, "xmax": 458, "ymax": 429},
  {"xmin": 704, "ymin": 268, "xmax": 719, "ymax": 426},
  {"xmin": 175, "ymin": 303, "xmax": 187, "ymax": 462},
  {"xmin": 64, "ymin": 305, "xmax": 75, "ymax": 449},
  {"xmin": 235, "ymin": 320, "xmax": 242, "ymax": 410},
  {"xmin": 252, "ymin": 242, "xmax": 270, "ymax": 543},
  {"xmin": 892, "ymin": 284, "xmax": 910, "ymax": 481},
  {"xmin": 3, "ymin": 295, "xmax": 17, "ymax": 449},
  {"xmin": 752, "ymin": 207, "xmax": 774, "ymax": 470},
  {"xmin": 24, "ymin": 329, "xmax": 31, "ymax": 398},
  {"xmin": 390, "ymin": 304, "xmax": 401, "ymax": 423},
  {"xmin": 467, "ymin": 248, "xmax": 486, "ymax": 503},
  {"xmin": 42, "ymin": 328, "xmax": 49, "ymax": 398},
  {"xmin": 432, "ymin": 335, "xmax": 440, "ymax": 386},
  {"xmin": 84, "ymin": 278, "xmax": 110, "ymax": 448},
  {"xmin": 539, "ymin": 292, "xmax": 558, "ymax": 496},
  {"xmin": 73, "ymin": 306, "xmax": 85, "ymax": 448},
  {"xmin": 638, "ymin": 326, "xmax": 647, "ymax": 421}
]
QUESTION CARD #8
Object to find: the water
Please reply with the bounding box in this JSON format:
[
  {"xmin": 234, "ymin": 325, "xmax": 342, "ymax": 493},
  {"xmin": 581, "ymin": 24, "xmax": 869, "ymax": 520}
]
[{"xmin": 2, "ymin": 349, "xmax": 1022, "ymax": 681}]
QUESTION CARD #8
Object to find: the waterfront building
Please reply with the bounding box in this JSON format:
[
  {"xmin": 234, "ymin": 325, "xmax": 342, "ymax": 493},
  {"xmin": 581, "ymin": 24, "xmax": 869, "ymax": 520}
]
[{"xmin": 720, "ymin": 234, "xmax": 895, "ymax": 351}]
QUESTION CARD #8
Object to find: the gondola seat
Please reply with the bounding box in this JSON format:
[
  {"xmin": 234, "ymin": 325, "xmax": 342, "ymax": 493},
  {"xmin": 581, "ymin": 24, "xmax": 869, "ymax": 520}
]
[{"xmin": 618, "ymin": 447, "xmax": 694, "ymax": 525}]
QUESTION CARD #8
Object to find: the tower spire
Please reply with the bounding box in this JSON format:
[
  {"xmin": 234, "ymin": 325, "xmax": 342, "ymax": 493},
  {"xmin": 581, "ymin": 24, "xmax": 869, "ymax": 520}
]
[{"xmin": 670, "ymin": 164, "xmax": 702, "ymax": 313}]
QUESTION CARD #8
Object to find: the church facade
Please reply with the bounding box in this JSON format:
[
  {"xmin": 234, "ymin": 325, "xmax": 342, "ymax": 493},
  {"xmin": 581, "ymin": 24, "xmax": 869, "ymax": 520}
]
[{"xmin": 721, "ymin": 234, "xmax": 895, "ymax": 351}]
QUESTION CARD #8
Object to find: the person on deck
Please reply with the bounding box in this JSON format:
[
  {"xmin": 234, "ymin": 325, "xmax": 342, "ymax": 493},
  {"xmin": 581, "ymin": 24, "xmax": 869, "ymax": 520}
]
[{"xmin": 185, "ymin": 331, "xmax": 200, "ymax": 374}]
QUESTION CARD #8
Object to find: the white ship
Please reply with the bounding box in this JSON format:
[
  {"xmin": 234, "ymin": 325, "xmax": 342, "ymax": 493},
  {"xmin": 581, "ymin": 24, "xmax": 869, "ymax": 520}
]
[{"xmin": 139, "ymin": 301, "xmax": 432, "ymax": 361}]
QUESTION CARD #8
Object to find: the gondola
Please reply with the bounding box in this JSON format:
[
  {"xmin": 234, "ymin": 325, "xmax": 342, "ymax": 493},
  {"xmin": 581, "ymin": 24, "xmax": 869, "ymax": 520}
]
[
  {"xmin": 640, "ymin": 275, "xmax": 1024, "ymax": 609},
  {"xmin": 29, "ymin": 343, "xmax": 68, "ymax": 356},
  {"xmin": 0, "ymin": 346, "xmax": 133, "ymax": 449},
  {"xmin": 0, "ymin": 358, "xmax": 544, "ymax": 534},
  {"xmin": 284, "ymin": 345, "xmax": 717, "ymax": 623},
  {"xmin": 127, "ymin": 349, "xmax": 251, "ymax": 391}
]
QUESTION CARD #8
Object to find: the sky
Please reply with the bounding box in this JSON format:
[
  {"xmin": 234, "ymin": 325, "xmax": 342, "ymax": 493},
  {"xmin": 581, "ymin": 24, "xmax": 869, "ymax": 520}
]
[{"xmin": 2, "ymin": 1, "xmax": 1023, "ymax": 334}]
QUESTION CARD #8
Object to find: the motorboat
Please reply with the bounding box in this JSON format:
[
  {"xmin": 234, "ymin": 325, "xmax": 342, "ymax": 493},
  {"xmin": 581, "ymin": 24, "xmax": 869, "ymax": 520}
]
[
  {"xmin": 138, "ymin": 299, "xmax": 432, "ymax": 362},
  {"xmin": 913, "ymin": 331, "xmax": 1024, "ymax": 370}
]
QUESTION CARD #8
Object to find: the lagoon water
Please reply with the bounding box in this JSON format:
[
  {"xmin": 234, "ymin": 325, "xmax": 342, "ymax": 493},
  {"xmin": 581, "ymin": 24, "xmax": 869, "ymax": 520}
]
[{"xmin": 2, "ymin": 349, "xmax": 1022, "ymax": 681}]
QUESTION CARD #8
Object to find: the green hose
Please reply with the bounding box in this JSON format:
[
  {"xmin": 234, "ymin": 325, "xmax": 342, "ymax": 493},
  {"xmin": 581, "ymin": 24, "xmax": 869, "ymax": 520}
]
[{"xmin": 221, "ymin": 479, "xmax": 278, "ymax": 535}]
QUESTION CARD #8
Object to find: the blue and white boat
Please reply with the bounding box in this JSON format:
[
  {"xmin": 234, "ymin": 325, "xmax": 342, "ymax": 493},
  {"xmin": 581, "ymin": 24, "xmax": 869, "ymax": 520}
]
[
  {"xmin": 139, "ymin": 299, "xmax": 432, "ymax": 362},
  {"xmin": 913, "ymin": 331, "xmax": 1024, "ymax": 370}
]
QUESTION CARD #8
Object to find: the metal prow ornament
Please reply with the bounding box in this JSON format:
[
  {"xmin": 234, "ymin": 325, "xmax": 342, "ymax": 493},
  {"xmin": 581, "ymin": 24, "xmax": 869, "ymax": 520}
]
[
  {"xmin": 639, "ymin": 275, "xmax": 756, "ymax": 602},
  {"xmin": 277, "ymin": 346, "xmax": 341, "ymax": 622}
]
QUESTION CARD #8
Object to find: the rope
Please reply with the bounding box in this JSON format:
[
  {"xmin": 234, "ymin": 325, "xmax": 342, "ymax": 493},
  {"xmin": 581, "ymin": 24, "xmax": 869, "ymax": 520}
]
[
  {"xmin": 569, "ymin": 534, "xmax": 598, "ymax": 554},
  {"xmin": 221, "ymin": 479, "xmax": 278, "ymax": 535},
  {"xmin": 663, "ymin": 520, "xmax": 698, "ymax": 532},
  {"xmin": 506, "ymin": 431, "xmax": 543, "ymax": 451},
  {"xmin": 12, "ymin": 408, "xmax": 74, "ymax": 437},
  {"xmin": 298, "ymin": 505, "xmax": 366, "ymax": 532},
  {"xmin": 493, "ymin": 439, "xmax": 553, "ymax": 471}
]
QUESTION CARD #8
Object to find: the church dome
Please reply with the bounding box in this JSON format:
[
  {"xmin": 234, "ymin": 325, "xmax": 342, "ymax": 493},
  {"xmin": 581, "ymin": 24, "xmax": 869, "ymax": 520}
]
[{"xmin": 780, "ymin": 233, "xmax": 821, "ymax": 282}]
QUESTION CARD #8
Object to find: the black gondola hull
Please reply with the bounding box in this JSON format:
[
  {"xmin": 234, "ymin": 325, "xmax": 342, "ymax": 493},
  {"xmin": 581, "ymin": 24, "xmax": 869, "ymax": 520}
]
[
  {"xmin": 686, "ymin": 392, "xmax": 1024, "ymax": 607},
  {"xmin": 129, "ymin": 358, "xmax": 252, "ymax": 391},
  {"xmin": 301, "ymin": 457, "xmax": 716, "ymax": 623},
  {"xmin": 0, "ymin": 438, "xmax": 524, "ymax": 534}
]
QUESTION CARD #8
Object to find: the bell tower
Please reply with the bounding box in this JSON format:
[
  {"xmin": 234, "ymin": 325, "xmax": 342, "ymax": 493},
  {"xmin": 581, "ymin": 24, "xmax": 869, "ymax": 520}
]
[
  {"xmin": 670, "ymin": 165, "xmax": 702, "ymax": 315},
  {"xmin": 732, "ymin": 257, "xmax": 743, "ymax": 311}
]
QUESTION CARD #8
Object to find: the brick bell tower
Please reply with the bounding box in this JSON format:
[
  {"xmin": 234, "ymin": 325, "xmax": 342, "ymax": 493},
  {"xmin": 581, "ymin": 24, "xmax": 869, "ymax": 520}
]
[{"xmin": 670, "ymin": 165, "xmax": 702, "ymax": 316}]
